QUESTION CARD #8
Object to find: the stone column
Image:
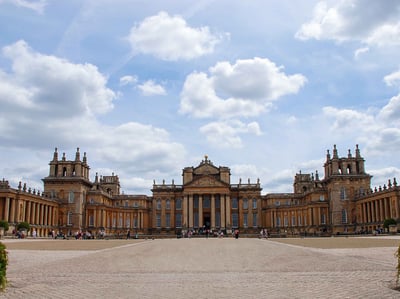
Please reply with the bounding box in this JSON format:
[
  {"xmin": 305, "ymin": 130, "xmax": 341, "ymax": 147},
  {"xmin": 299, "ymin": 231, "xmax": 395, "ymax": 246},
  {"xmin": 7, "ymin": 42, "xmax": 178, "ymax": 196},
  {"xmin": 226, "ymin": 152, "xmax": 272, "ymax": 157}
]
[
  {"xmin": 182, "ymin": 195, "xmax": 188, "ymax": 228},
  {"xmin": 189, "ymin": 194, "xmax": 194, "ymax": 228},
  {"xmin": 199, "ymin": 195, "xmax": 203, "ymax": 228},
  {"xmin": 211, "ymin": 194, "xmax": 215, "ymax": 229},
  {"xmin": 225, "ymin": 195, "xmax": 231, "ymax": 228},
  {"xmin": 44, "ymin": 205, "xmax": 49, "ymax": 226},
  {"xmin": 220, "ymin": 195, "xmax": 225, "ymax": 229},
  {"xmin": 4, "ymin": 197, "xmax": 10, "ymax": 222}
]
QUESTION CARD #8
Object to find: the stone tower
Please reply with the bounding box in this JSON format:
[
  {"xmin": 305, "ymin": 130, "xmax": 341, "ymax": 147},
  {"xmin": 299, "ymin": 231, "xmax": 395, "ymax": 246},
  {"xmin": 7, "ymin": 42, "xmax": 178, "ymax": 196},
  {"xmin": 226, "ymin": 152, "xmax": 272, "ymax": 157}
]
[
  {"xmin": 43, "ymin": 148, "xmax": 92, "ymax": 234},
  {"xmin": 323, "ymin": 145, "xmax": 372, "ymax": 233}
]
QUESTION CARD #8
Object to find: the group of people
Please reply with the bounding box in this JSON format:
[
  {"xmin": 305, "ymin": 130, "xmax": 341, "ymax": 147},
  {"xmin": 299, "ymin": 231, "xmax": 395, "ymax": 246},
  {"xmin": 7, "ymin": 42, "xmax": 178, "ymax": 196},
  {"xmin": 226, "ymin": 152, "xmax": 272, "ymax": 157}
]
[{"xmin": 260, "ymin": 228, "xmax": 269, "ymax": 239}]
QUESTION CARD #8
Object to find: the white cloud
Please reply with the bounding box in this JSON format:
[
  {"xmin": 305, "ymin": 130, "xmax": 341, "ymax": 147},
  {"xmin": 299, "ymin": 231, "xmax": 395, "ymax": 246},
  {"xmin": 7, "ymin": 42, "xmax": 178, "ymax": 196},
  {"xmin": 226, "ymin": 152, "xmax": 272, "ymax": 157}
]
[
  {"xmin": 296, "ymin": 0, "xmax": 400, "ymax": 47},
  {"xmin": 384, "ymin": 70, "xmax": 400, "ymax": 88},
  {"xmin": 354, "ymin": 47, "xmax": 369, "ymax": 59},
  {"xmin": 127, "ymin": 11, "xmax": 222, "ymax": 61},
  {"xmin": 137, "ymin": 80, "xmax": 166, "ymax": 96},
  {"xmin": 0, "ymin": 41, "xmax": 186, "ymax": 191},
  {"xmin": 119, "ymin": 75, "xmax": 138, "ymax": 86},
  {"xmin": 378, "ymin": 94, "xmax": 400, "ymax": 124},
  {"xmin": 2, "ymin": 40, "xmax": 116, "ymax": 117},
  {"xmin": 199, "ymin": 120, "xmax": 262, "ymax": 148},
  {"xmin": 0, "ymin": 0, "xmax": 47, "ymax": 13},
  {"xmin": 322, "ymin": 106, "xmax": 375, "ymax": 132},
  {"xmin": 180, "ymin": 57, "xmax": 307, "ymax": 119}
]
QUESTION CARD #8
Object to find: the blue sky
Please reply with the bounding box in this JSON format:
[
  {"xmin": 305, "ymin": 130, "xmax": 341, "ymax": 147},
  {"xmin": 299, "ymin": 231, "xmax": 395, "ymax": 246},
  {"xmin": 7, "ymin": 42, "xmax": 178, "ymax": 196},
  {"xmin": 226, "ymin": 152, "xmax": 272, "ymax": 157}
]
[{"xmin": 1, "ymin": 0, "xmax": 400, "ymax": 195}]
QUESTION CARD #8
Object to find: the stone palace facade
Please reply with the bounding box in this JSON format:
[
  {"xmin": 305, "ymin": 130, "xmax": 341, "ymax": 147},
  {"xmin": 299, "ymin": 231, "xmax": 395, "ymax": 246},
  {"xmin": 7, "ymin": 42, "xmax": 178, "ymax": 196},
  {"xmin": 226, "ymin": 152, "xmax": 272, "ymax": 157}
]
[{"xmin": 0, "ymin": 145, "xmax": 399, "ymax": 237}]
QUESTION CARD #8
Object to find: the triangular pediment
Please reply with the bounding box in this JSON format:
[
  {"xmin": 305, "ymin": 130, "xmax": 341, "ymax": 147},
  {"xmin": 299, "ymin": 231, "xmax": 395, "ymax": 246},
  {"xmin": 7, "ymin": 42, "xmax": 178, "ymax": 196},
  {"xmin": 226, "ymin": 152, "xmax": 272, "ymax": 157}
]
[
  {"xmin": 193, "ymin": 163, "xmax": 219, "ymax": 175},
  {"xmin": 186, "ymin": 175, "xmax": 228, "ymax": 188}
]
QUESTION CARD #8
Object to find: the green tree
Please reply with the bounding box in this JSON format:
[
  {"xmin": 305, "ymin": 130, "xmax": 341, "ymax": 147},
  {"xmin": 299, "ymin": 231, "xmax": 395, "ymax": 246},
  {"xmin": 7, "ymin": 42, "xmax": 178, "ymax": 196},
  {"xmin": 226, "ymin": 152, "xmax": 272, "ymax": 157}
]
[
  {"xmin": 383, "ymin": 218, "xmax": 397, "ymax": 229},
  {"xmin": 0, "ymin": 221, "xmax": 8, "ymax": 232},
  {"xmin": 0, "ymin": 242, "xmax": 7, "ymax": 291},
  {"xmin": 16, "ymin": 222, "xmax": 30, "ymax": 231}
]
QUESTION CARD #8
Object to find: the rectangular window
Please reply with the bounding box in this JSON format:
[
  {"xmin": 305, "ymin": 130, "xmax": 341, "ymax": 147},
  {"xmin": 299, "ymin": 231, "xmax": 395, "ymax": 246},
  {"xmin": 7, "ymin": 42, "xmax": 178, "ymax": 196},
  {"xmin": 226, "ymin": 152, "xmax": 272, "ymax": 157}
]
[
  {"xmin": 203, "ymin": 195, "xmax": 211, "ymax": 208},
  {"xmin": 304, "ymin": 216, "xmax": 307, "ymax": 226},
  {"xmin": 284, "ymin": 216, "xmax": 288, "ymax": 227},
  {"xmin": 232, "ymin": 213, "xmax": 239, "ymax": 228},
  {"xmin": 216, "ymin": 212, "xmax": 221, "ymax": 228},
  {"xmin": 215, "ymin": 195, "xmax": 221, "ymax": 208},
  {"xmin": 194, "ymin": 212, "xmax": 199, "ymax": 228},
  {"xmin": 321, "ymin": 214, "xmax": 326, "ymax": 225},
  {"xmin": 125, "ymin": 201, "xmax": 129, "ymax": 207},
  {"xmin": 175, "ymin": 198, "xmax": 182, "ymax": 210},
  {"xmin": 175, "ymin": 214, "xmax": 182, "ymax": 228},
  {"xmin": 156, "ymin": 214, "xmax": 161, "ymax": 228},
  {"xmin": 298, "ymin": 216, "xmax": 302, "ymax": 226},
  {"xmin": 253, "ymin": 213, "xmax": 257, "ymax": 227},
  {"xmin": 341, "ymin": 209, "xmax": 348, "ymax": 224},
  {"xmin": 276, "ymin": 216, "xmax": 281, "ymax": 227},
  {"xmin": 119, "ymin": 213, "xmax": 123, "ymax": 227},
  {"xmin": 166, "ymin": 214, "xmax": 171, "ymax": 228},
  {"xmin": 166, "ymin": 199, "xmax": 171, "ymax": 210},
  {"xmin": 112, "ymin": 217, "xmax": 116, "ymax": 228},
  {"xmin": 68, "ymin": 191, "xmax": 74, "ymax": 203},
  {"xmin": 126, "ymin": 218, "xmax": 130, "ymax": 228},
  {"xmin": 89, "ymin": 215, "xmax": 94, "ymax": 227},
  {"xmin": 291, "ymin": 216, "xmax": 296, "ymax": 226},
  {"xmin": 67, "ymin": 211, "xmax": 73, "ymax": 226},
  {"xmin": 134, "ymin": 217, "xmax": 138, "ymax": 228},
  {"xmin": 252, "ymin": 199, "xmax": 257, "ymax": 209},
  {"xmin": 156, "ymin": 199, "xmax": 161, "ymax": 210},
  {"xmin": 243, "ymin": 213, "xmax": 248, "ymax": 227}
]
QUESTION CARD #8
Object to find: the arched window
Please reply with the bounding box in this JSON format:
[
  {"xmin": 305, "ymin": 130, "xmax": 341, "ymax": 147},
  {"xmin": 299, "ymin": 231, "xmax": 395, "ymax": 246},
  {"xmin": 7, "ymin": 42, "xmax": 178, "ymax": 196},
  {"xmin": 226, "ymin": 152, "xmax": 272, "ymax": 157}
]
[
  {"xmin": 346, "ymin": 164, "xmax": 351, "ymax": 174},
  {"xmin": 231, "ymin": 198, "xmax": 238, "ymax": 209},
  {"xmin": 63, "ymin": 167, "xmax": 67, "ymax": 176},
  {"xmin": 243, "ymin": 198, "xmax": 248, "ymax": 209},
  {"xmin": 340, "ymin": 187, "xmax": 346, "ymax": 200},
  {"xmin": 175, "ymin": 198, "xmax": 182, "ymax": 210},
  {"xmin": 252, "ymin": 198, "xmax": 257, "ymax": 209},
  {"xmin": 156, "ymin": 199, "xmax": 161, "ymax": 210}
]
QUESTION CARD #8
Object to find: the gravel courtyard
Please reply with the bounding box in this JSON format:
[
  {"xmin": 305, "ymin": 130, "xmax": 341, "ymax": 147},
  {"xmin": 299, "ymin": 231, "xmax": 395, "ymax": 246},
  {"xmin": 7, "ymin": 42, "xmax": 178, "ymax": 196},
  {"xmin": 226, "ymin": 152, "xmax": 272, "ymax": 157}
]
[{"xmin": 1, "ymin": 236, "xmax": 400, "ymax": 298}]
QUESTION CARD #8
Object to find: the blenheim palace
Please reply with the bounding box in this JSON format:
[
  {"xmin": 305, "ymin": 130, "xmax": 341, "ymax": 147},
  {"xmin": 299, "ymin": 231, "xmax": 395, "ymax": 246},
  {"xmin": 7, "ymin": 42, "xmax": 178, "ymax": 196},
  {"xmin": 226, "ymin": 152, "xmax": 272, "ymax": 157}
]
[{"xmin": 0, "ymin": 145, "xmax": 399, "ymax": 238}]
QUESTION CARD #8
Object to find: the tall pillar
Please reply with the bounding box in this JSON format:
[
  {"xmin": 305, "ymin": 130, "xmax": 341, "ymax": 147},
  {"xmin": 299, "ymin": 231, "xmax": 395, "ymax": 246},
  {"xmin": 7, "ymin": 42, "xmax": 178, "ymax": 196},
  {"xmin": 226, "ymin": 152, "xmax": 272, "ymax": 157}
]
[
  {"xmin": 362, "ymin": 203, "xmax": 366, "ymax": 224},
  {"xmin": 379, "ymin": 199, "xmax": 384, "ymax": 222},
  {"xmin": 211, "ymin": 194, "xmax": 215, "ymax": 229},
  {"xmin": 31, "ymin": 203, "xmax": 36, "ymax": 225},
  {"xmin": 221, "ymin": 195, "xmax": 225, "ymax": 229},
  {"xmin": 40, "ymin": 204, "xmax": 45, "ymax": 225},
  {"xmin": 26, "ymin": 201, "xmax": 32, "ymax": 223},
  {"xmin": 182, "ymin": 195, "xmax": 188, "ymax": 228},
  {"xmin": 384, "ymin": 198, "xmax": 389, "ymax": 219},
  {"xmin": 4, "ymin": 197, "xmax": 10, "ymax": 222},
  {"xmin": 225, "ymin": 194, "xmax": 231, "ymax": 228},
  {"xmin": 189, "ymin": 194, "xmax": 194, "ymax": 228},
  {"xmin": 199, "ymin": 195, "xmax": 203, "ymax": 227},
  {"xmin": 44, "ymin": 205, "xmax": 49, "ymax": 226}
]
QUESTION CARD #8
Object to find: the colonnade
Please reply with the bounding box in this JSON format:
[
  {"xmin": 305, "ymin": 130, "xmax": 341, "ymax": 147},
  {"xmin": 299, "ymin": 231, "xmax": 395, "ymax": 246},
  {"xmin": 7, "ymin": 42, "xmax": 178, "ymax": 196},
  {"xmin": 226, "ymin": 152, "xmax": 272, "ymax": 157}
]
[
  {"xmin": 1, "ymin": 196, "xmax": 57, "ymax": 236},
  {"xmin": 89, "ymin": 209, "xmax": 145, "ymax": 231},
  {"xmin": 359, "ymin": 197, "xmax": 398, "ymax": 224}
]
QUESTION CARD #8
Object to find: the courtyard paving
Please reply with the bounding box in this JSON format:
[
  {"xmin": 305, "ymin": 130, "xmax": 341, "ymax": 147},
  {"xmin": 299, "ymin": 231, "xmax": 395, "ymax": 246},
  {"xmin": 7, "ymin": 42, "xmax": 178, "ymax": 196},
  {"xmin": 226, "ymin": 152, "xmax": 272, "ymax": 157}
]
[{"xmin": 1, "ymin": 236, "xmax": 400, "ymax": 298}]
